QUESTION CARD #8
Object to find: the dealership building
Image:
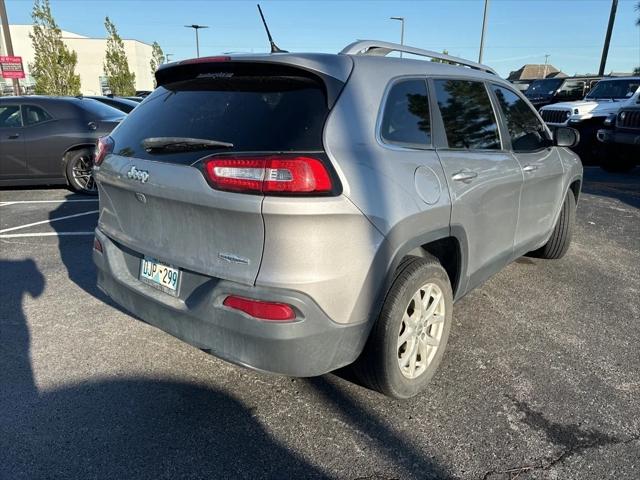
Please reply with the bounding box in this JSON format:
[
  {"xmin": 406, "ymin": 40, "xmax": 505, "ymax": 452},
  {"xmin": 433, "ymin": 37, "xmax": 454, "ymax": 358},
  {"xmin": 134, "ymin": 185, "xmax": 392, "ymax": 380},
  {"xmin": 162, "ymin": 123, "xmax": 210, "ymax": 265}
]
[{"xmin": 0, "ymin": 24, "xmax": 155, "ymax": 95}]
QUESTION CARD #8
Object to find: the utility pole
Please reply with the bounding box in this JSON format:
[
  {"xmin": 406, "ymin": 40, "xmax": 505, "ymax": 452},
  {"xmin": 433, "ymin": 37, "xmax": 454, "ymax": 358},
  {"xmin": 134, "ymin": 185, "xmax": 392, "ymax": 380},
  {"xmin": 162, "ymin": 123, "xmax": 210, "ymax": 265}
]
[
  {"xmin": 478, "ymin": 0, "xmax": 490, "ymax": 63},
  {"xmin": 0, "ymin": 0, "xmax": 20, "ymax": 95},
  {"xmin": 390, "ymin": 17, "xmax": 405, "ymax": 57},
  {"xmin": 598, "ymin": 0, "xmax": 618, "ymax": 76},
  {"xmin": 164, "ymin": 53, "xmax": 174, "ymax": 63},
  {"xmin": 184, "ymin": 24, "xmax": 208, "ymax": 58},
  {"xmin": 543, "ymin": 54, "xmax": 550, "ymax": 78}
]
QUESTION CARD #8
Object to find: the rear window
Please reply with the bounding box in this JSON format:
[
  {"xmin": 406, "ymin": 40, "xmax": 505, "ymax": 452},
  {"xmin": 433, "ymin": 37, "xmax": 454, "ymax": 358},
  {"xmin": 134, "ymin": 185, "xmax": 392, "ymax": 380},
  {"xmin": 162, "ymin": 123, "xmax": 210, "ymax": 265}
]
[
  {"xmin": 77, "ymin": 99, "xmax": 124, "ymax": 119},
  {"xmin": 110, "ymin": 66, "xmax": 331, "ymax": 163}
]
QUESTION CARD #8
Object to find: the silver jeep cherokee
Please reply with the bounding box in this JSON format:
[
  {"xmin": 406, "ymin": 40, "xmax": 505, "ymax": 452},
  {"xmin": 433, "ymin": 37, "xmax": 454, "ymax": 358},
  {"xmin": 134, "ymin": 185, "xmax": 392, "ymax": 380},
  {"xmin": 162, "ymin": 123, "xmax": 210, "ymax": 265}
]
[{"xmin": 93, "ymin": 41, "xmax": 583, "ymax": 398}]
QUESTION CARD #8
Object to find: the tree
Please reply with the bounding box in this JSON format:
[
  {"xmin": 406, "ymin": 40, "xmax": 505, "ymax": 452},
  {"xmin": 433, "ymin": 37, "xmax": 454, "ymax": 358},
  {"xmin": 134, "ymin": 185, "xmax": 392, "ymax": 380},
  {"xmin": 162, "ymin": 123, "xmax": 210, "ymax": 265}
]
[
  {"xmin": 149, "ymin": 41, "xmax": 164, "ymax": 87},
  {"xmin": 430, "ymin": 50, "xmax": 454, "ymax": 65},
  {"xmin": 103, "ymin": 17, "xmax": 136, "ymax": 96},
  {"xmin": 28, "ymin": 0, "xmax": 81, "ymax": 95}
]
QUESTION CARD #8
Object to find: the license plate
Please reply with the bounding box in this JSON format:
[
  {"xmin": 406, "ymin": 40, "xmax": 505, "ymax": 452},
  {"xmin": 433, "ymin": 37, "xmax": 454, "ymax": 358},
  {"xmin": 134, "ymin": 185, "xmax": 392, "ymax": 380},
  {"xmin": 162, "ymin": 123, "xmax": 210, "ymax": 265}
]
[{"xmin": 139, "ymin": 257, "xmax": 180, "ymax": 295}]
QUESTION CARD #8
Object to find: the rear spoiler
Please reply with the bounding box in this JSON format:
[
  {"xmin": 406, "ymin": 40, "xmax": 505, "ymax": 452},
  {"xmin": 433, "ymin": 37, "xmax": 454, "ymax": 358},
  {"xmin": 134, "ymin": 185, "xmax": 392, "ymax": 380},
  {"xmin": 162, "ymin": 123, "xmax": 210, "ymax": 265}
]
[{"xmin": 155, "ymin": 54, "xmax": 353, "ymax": 109}]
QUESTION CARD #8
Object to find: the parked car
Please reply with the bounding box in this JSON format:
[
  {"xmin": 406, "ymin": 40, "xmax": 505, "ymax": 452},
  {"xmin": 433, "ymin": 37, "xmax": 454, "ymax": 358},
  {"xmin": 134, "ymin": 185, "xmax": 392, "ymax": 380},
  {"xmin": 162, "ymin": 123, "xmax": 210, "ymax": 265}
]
[
  {"xmin": 93, "ymin": 41, "xmax": 582, "ymax": 398},
  {"xmin": 539, "ymin": 77, "xmax": 640, "ymax": 160},
  {"xmin": 135, "ymin": 90, "xmax": 152, "ymax": 98},
  {"xmin": 597, "ymin": 104, "xmax": 640, "ymax": 172},
  {"xmin": 85, "ymin": 95, "xmax": 139, "ymax": 113},
  {"xmin": 509, "ymin": 80, "xmax": 531, "ymax": 93},
  {"xmin": 0, "ymin": 96, "xmax": 124, "ymax": 194},
  {"xmin": 524, "ymin": 76, "xmax": 601, "ymax": 109}
]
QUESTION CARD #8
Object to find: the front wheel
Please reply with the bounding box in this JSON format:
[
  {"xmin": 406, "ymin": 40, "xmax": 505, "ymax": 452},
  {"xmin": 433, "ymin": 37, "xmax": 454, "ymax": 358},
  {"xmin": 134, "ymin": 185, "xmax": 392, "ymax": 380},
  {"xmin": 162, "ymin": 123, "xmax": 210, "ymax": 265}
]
[
  {"xmin": 65, "ymin": 148, "xmax": 98, "ymax": 195},
  {"xmin": 354, "ymin": 256, "xmax": 453, "ymax": 399}
]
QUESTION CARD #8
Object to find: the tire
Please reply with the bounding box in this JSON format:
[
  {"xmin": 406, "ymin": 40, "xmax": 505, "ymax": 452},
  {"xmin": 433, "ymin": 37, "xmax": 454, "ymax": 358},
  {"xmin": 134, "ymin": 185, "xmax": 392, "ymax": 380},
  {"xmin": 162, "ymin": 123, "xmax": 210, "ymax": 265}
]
[
  {"xmin": 65, "ymin": 148, "xmax": 98, "ymax": 195},
  {"xmin": 354, "ymin": 255, "xmax": 453, "ymax": 399},
  {"xmin": 530, "ymin": 191, "xmax": 576, "ymax": 259}
]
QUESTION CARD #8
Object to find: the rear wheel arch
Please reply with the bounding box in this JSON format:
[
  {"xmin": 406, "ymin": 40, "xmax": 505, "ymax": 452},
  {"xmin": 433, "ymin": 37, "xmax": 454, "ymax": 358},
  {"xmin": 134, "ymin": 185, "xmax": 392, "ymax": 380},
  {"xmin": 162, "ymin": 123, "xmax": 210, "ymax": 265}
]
[
  {"xmin": 406, "ymin": 236, "xmax": 462, "ymax": 298},
  {"xmin": 62, "ymin": 143, "xmax": 97, "ymax": 170}
]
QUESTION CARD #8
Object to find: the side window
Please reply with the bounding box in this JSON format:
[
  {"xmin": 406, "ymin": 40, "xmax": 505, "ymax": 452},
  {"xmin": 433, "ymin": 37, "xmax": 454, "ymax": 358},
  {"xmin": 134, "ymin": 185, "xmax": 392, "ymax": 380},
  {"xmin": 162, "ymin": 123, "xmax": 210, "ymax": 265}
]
[
  {"xmin": 491, "ymin": 85, "xmax": 549, "ymax": 153},
  {"xmin": 0, "ymin": 105, "xmax": 23, "ymax": 128},
  {"xmin": 557, "ymin": 80, "xmax": 585, "ymax": 99},
  {"xmin": 23, "ymin": 105, "xmax": 53, "ymax": 126},
  {"xmin": 433, "ymin": 79, "xmax": 501, "ymax": 150},
  {"xmin": 380, "ymin": 79, "xmax": 431, "ymax": 148}
]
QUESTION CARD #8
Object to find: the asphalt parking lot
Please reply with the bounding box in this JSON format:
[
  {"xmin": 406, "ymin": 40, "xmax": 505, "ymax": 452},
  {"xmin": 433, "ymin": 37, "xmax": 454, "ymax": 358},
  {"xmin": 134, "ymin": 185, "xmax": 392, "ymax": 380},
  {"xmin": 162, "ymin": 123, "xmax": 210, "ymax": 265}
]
[{"xmin": 1, "ymin": 166, "xmax": 639, "ymax": 480}]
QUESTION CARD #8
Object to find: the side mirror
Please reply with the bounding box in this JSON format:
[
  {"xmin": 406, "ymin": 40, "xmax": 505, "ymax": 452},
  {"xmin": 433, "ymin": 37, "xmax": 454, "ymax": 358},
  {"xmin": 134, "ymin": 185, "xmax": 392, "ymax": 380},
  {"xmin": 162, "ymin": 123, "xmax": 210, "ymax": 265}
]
[{"xmin": 554, "ymin": 127, "xmax": 580, "ymax": 148}]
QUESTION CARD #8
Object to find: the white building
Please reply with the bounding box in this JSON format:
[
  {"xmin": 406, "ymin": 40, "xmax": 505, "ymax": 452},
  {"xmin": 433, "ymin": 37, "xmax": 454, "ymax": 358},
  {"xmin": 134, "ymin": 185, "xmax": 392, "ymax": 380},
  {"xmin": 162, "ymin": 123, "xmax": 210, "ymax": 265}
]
[{"xmin": 0, "ymin": 24, "xmax": 155, "ymax": 95}]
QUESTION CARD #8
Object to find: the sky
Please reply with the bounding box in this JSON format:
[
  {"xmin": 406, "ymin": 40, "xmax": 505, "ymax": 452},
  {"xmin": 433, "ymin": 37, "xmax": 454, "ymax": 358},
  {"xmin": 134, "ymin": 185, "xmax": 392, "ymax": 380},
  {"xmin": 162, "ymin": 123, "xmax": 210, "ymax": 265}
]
[{"xmin": 4, "ymin": 0, "xmax": 640, "ymax": 78}]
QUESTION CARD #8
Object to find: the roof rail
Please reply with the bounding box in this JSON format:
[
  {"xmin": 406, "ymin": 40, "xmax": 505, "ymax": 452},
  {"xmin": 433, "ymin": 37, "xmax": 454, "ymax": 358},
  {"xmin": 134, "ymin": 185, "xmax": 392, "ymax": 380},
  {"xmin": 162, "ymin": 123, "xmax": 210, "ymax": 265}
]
[{"xmin": 340, "ymin": 40, "xmax": 497, "ymax": 76}]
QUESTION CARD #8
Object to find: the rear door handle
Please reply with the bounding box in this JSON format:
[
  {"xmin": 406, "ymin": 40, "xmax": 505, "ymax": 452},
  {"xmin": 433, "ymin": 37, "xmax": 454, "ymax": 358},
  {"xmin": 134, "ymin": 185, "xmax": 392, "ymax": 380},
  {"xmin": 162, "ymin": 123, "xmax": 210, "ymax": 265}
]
[
  {"xmin": 523, "ymin": 165, "xmax": 538, "ymax": 172},
  {"xmin": 8, "ymin": 133, "xmax": 20, "ymax": 139},
  {"xmin": 452, "ymin": 171, "xmax": 478, "ymax": 183}
]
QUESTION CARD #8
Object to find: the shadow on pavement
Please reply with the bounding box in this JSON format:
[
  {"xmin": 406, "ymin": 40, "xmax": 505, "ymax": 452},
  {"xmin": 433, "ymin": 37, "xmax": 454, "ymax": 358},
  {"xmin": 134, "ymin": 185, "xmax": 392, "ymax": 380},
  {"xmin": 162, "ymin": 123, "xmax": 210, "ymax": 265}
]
[
  {"xmin": 581, "ymin": 166, "xmax": 640, "ymax": 209},
  {"xmin": 0, "ymin": 258, "xmax": 328, "ymax": 479},
  {"xmin": 307, "ymin": 376, "xmax": 451, "ymax": 479}
]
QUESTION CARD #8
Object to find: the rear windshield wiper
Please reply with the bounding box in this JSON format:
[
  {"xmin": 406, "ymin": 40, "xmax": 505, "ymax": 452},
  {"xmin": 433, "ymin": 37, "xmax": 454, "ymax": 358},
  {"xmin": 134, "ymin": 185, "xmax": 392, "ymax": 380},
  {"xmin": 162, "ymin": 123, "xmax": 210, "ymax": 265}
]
[{"xmin": 142, "ymin": 137, "xmax": 234, "ymax": 152}]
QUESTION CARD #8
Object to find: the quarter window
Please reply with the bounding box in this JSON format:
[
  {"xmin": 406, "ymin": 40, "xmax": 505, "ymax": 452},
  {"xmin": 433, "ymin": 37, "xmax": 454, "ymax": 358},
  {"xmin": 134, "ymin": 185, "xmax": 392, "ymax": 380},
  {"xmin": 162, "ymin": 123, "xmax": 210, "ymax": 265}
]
[
  {"xmin": 23, "ymin": 105, "xmax": 53, "ymax": 125},
  {"xmin": 491, "ymin": 85, "xmax": 550, "ymax": 152},
  {"xmin": 0, "ymin": 105, "xmax": 22, "ymax": 128},
  {"xmin": 433, "ymin": 79, "xmax": 501, "ymax": 150},
  {"xmin": 380, "ymin": 79, "xmax": 431, "ymax": 147}
]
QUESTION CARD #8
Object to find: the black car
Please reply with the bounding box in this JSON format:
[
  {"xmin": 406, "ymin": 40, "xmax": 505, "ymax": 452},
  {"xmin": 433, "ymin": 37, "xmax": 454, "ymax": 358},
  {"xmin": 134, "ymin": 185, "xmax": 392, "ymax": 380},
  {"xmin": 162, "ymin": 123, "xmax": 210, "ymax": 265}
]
[
  {"xmin": 85, "ymin": 95, "xmax": 139, "ymax": 113},
  {"xmin": 0, "ymin": 96, "xmax": 124, "ymax": 194},
  {"xmin": 525, "ymin": 76, "xmax": 601, "ymax": 108},
  {"xmin": 597, "ymin": 105, "xmax": 640, "ymax": 172}
]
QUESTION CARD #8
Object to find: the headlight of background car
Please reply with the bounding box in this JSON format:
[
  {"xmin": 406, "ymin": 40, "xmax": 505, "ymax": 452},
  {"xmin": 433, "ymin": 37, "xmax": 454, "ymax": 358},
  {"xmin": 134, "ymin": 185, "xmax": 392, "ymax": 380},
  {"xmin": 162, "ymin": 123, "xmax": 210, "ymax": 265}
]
[
  {"xmin": 565, "ymin": 111, "xmax": 571, "ymax": 119},
  {"xmin": 603, "ymin": 113, "xmax": 616, "ymax": 126}
]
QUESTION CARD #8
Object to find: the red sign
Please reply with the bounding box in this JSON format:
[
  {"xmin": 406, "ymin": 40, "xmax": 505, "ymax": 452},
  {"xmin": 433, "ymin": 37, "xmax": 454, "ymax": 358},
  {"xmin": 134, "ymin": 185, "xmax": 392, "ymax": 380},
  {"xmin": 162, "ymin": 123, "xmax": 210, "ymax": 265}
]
[{"xmin": 0, "ymin": 56, "xmax": 25, "ymax": 79}]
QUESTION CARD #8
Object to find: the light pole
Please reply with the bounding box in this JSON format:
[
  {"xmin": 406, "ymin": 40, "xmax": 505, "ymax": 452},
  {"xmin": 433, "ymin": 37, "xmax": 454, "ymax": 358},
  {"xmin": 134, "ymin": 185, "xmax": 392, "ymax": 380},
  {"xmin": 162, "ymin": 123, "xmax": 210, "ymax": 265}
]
[
  {"xmin": 543, "ymin": 54, "xmax": 550, "ymax": 78},
  {"xmin": 184, "ymin": 24, "xmax": 208, "ymax": 58},
  {"xmin": 390, "ymin": 17, "xmax": 405, "ymax": 57},
  {"xmin": 478, "ymin": 0, "xmax": 490, "ymax": 63},
  {"xmin": 0, "ymin": 0, "xmax": 21, "ymax": 95},
  {"xmin": 164, "ymin": 53, "xmax": 174, "ymax": 64}
]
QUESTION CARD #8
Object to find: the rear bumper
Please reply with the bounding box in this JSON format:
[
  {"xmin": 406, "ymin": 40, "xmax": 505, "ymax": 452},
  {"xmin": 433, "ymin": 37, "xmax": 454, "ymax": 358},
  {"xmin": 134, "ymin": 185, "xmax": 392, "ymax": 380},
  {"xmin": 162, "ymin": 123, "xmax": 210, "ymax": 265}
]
[
  {"xmin": 93, "ymin": 229, "xmax": 370, "ymax": 377},
  {"xmin": 597, "ymin": 129, "xmax": 640, "ymax": 146}
]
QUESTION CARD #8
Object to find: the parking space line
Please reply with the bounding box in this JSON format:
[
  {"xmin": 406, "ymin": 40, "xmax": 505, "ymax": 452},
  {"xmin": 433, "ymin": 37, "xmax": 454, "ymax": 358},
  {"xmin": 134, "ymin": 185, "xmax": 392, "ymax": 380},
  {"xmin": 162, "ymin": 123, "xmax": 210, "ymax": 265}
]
[
  {"xmin": 0, "ymin": 199, "xmax": 98, "ymax": 206},
  {"xmin": 0, "ymin": 210, "xmax": 99, "ymax": 234},
  {"xmin": 0, "ymin": 232, "xmax": 94, "ymax": 238}
]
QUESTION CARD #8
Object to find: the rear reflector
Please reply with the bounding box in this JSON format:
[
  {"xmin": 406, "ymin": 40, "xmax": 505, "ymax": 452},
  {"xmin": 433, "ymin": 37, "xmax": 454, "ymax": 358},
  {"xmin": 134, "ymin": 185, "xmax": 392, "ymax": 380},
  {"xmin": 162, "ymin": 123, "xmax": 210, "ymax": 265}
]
[
  {"xmin": 93, "ymin": 237, "xmax": 103, "ymax": 253},
  {"xmin": 203, "ymin": 155, "xmax": 332, "ymax": 195},
  {"xmin": 94, "ymin": 135, "xmax": 114, "ymax": 166},
  {"xmin": 223, "ymin": 295, "xmax": 296, "ymax": 321}
]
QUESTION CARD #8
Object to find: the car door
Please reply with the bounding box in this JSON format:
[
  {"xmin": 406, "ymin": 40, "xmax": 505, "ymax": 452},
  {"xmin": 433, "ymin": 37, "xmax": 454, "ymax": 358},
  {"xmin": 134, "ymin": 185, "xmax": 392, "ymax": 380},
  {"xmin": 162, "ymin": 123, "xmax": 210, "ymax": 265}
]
[
  {"xmin": 431, "ymin": 78, "xmax": 522, "ymax": 292},
  {"xmin": 20, "ymin": 104, "xmax": 61, "ymax": 178},
  {"xmin": 0, "ymin": 104, "xmax": 27, "ymax": 179},
  {"xmin": 490, "ymin": 84, "xmax": 565, "ymax": 252}
]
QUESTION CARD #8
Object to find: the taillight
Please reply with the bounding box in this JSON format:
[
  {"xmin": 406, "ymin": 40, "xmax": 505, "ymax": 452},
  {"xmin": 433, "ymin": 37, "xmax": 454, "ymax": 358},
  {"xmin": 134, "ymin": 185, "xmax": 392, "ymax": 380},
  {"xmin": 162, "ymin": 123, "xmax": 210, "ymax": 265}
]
[
  {"xmin": 223, "ymin": 295, "xmax": 296, "ymax": 321},
  {"xmin": 203, "ymin": 155, "xmax": 333, "ymax": 195},
  {"xmin": 180, "ymin": 56, "xmax": 231, "ymax": 65},
  {"xmin": 94, "ymin": 136, "xmax": 114, "ymax": 166}
]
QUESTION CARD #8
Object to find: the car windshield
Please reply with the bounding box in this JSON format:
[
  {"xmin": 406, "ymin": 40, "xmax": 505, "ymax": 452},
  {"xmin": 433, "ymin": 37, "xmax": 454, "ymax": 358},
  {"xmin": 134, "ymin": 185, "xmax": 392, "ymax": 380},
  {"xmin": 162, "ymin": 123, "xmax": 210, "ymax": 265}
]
[
  {"xmin": 585, "ymin": 80, "xmax": 640, "ymax": 100},
  {"xmin": 525, "ymin": 79, "xmax": 564, "ymax": 96}
]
